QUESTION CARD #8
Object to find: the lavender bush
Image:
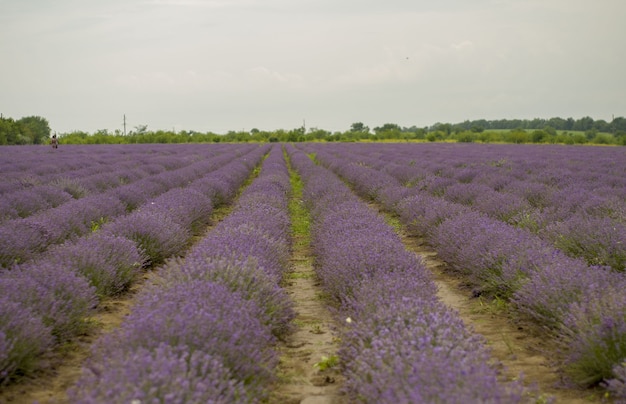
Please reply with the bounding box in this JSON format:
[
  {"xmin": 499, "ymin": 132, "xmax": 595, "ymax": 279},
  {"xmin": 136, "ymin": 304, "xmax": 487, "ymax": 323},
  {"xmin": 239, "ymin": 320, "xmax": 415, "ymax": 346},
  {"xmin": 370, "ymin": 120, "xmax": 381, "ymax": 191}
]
[
  {"xmin": 431, "ymin": 211, "xmax": 548, "ymax": 297},
  {"xmin": 395, "ymin": 193, "xmax": 472, "ymax": 238},
  {"xmin": 560, "ymin": 289, "xmax": 626, "ymax": 387},
  {"xmin": 604, "ymin": 362, "xmax": 626, "ymax": 402},
  {"xmin": 341, "ymin": 290, "xmax": 527, "ymax": 403},
  {"xmin": 68, "ymin": 343, "xmax": 248, "ymax": 404},
  {"xmin": 49, "ymin": 176, "xmax": 89, "ymax": 199},
  {"xmin": 0, "ymin": 220, "xmax": 49, "ymax": 268},
  {"xmin": 158, "ymin": 256, "xmax": 295, "ymax": 338},
  {"xmin": 142, "ymin": 187, "xmax": 213, "ymax": 235},
  {"xmin": 85, "ymin": 279, "xmax": 276, "ymax": 399},
  {"xmin": 0, "ymin": 262, "xmax": 97, "ymax": 343},
  {"xmin": 0, "ymin": 297, "xmax": 54, "ymax": 384},
  {"xmin": 189, "ymin": 223, "xmax": 290, "ymax": 281},
  {"xmin": 102, "ymin": 209, "xmax": 190, "ymax": 266},
  {"xmin": 45, "ymin": 233, "xmax": 146, "ymax": 297},
  {"xmin": 542, "ymin": 214, "xmax": 626, "ymax": 271},
  {"xmin": 513, "ymin": 257, "xmax": 621, "ymax": 329},
  {"xmin": 33, "ymin": 194, "xmax": 127, "ymax": 245}
]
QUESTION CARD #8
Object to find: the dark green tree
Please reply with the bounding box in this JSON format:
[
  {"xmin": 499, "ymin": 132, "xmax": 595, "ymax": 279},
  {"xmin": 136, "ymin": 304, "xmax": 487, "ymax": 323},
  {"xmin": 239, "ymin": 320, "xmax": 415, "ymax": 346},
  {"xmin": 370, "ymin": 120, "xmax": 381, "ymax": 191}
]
[
  {"xmin": 17, "ymin": 116, "xmax": 51, "ymax": 144},
  {"xmin": 350, "ymin": 122, "xmax": 370, "ymax": 133}
]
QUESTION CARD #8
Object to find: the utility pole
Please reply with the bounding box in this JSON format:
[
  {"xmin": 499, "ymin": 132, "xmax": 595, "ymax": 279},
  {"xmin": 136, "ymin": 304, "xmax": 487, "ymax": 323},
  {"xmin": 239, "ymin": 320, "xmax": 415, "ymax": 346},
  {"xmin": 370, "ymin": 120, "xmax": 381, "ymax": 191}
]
[
  {"xmin": 302, "ymin": 118, "xmax": 306, "ymax": 133},
  {"xmin": 123, "ymin": 114, "xmax": 127, "ymax": 136}
]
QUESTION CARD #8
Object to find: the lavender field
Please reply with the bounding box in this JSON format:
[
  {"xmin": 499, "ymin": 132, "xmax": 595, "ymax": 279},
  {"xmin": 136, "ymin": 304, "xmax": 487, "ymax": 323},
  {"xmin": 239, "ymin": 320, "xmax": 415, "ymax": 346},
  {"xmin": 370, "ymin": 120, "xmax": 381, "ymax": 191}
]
[{"xmin": 1, "ymin": 143, "xmax": 625, "ymax": 403}]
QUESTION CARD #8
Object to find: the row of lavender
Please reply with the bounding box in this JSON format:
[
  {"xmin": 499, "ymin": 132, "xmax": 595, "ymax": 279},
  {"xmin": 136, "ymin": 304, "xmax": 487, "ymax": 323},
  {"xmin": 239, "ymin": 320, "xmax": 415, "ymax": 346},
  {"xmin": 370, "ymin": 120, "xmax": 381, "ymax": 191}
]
[
  {"xmin": 300, "ymin": 142, "xmax": 626, "ymax": 398},
  {"xmin": 0, "ymin": 144, "xmax": 267, "ymax": 385},
  {"xmin": 0, "ymin": 144, "xmax": 224, "ymax": 223},
  {"xmin": 0, "ymin": 144, "xmax": 260, "ymax": 268},
  {"xmin": 286, "ymin": 144, "xmax": 531, "ymax": 403},
  {"xmin": 68, "ymin": 144, "xmax": 295, "ymax": 402},
  {"xmin": 311, "ymin": 143, "xmax": 626, "ymax": 272}
]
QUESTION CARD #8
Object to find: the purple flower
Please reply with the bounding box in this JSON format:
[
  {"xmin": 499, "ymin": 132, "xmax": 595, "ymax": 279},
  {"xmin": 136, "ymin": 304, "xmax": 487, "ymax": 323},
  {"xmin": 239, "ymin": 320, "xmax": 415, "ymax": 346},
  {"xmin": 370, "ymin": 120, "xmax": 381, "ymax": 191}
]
[
  {"xmin": 0, "ymin": 297, "xmax": 54, "ymax": 384},
  {"xmin": 102, "ymin": 209, "xmax": 190, "ymax": 266},
  {"xmin": 44, "ymin": 233, "xmax": 146, "ymax": 297},
  {"xmin": 0, "ymin": 261, "xmax": 97, "ymax": 343},
  {"xmin": 69, "ymin": 343, "xmax": 248, "ymax": 404},
  {"xmin": 88, "ymin": 279, "xmax": 276, "ymax": 398}
]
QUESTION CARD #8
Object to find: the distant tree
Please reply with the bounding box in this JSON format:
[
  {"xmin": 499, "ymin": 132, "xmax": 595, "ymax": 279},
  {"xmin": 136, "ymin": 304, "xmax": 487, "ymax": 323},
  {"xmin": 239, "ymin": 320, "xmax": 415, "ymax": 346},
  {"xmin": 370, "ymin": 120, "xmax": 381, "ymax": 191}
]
[
  {"xmin": 531, "ymin": 130, "xmax": 548, "ymax": 143},
  {"xmin": 16, "ymin": 116, "xmax": 51, "ymax": 144},
  {"xmin": 507, "ymin": 129, "xmax": 529, "ymax": 144},
  {"xmin": 543, "ymin": 126, "xmax": 557, "ymax": 136},
  {"xmin": 573, "ymin": 116, "xmax": 594, "ymax": 131},
  {"xmin": 350, "ymin": 122, "xmax": 370, "ymax": 133},
  {"xmin": 308, "ymin": 128, "xmax": 330, "ymax": 140},
  {"xmin": 456, "ymin": 131, "xmax": 475, "ymax": 143},
  {"xmin": 547, "ymin": 117, "xmax": 567, "ymax": 130},
  {"xmin": 592, "ymin": 119, "xmax": 611, "ymax": 133},
  {"xmin": 373, "ymin": 123, "xmax": 401, "ymax": 134},
  {"xmin": 611, "ymin": 117, "xmax": 626, "ymax": 132},
  {"xmin": 431, "ymin": 123, "xmax": 452, "ymax": 135},
  {"xmin": 0, "ymin": 117, "xmax": 20, "ymax": 145},
  {"xmin": 133, "ymin": 125, "xmax": 148, "ymax": 135}
]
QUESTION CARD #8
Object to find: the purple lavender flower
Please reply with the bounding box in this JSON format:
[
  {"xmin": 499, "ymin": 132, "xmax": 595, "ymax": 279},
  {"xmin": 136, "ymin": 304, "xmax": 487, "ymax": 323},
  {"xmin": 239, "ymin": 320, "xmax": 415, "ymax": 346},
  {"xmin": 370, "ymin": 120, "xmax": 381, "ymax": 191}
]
[
  {"xmin": 142, "ymin": 187, "xmax": 213, "ymax": 234},
  {"xmin": 341, "ymin": 295, "xmax": 527, "ymax": 403},
  {"xmin": 0, "ymin": 220, "xmax": 49, "ymax": 268},
  {"xmin": 189, "ymin": 223, "xmax": 290, "ymax": 281},
  {"xmin": 513, "ymin": 256, "xmax": 619, "ymax": 329},
  {"xmin": 89, "ymin": 279, "xmax": 276, "ymax": 398},
  {"xmin": 604, "ymin": 361, "xmax": 626, "ymax": 401},
  {"xmin": 0, "ymin": 261, "xmax": 97, "ymax": 343},
  {"xmin": 159, "ymin": 256, "xmax": 295, "ymax": 338},
  {"xmin": 542, "ymin": 214, "xmax": 626, "ymax": 271},
  {"xmin": 68, "ymin": 343, "xmax": 248, "ymax": 404},
  {"xmin": 45, "ymin": 233, "xmax": 146, "ymax": 297},
  {"xmin": 102, "ymin": 209, "xmax": 190, "ymax": 266},
  {"xmin": 0, "ymin": 297, "xmax": 54, "ymax": 384},
  {"xmin": 49, "ymin": 176, "xmax": 89, "ymax": 199},
  {"xmin": 560, "ymin": 288, "xmax": 626, "ymax": 387}
]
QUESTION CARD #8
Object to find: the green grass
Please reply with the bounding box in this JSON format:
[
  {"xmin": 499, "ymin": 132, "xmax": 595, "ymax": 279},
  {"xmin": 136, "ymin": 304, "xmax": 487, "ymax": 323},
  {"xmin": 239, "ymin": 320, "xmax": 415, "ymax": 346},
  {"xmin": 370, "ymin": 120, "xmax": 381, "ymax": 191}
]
[{"xmin": 286, "ymin": 150, "xmax": 311, "ymax": 249}]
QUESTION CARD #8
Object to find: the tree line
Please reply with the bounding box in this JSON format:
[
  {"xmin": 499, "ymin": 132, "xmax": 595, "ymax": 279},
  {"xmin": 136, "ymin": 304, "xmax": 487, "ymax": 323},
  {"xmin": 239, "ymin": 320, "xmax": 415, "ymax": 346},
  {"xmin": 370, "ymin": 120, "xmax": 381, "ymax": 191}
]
[
  {"xmin": 0, "ymin": 115, "xmax": 51, "ymax": 145},
  {"xmin": 1, "ymin": 114, "xmax": 625, "ymax": 145}
]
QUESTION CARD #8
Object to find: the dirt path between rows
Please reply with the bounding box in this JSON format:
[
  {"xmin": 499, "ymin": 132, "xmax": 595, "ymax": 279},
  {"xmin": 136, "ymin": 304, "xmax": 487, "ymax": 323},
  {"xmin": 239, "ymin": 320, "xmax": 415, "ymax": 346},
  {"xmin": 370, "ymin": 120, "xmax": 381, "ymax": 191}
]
[
  {"xmin": 399, "ymin": 230, "xmax": 606, "ymax": 404},
  {"xmin": 270, "ymin": 240, "xmax": 346, "ymax": 403}
]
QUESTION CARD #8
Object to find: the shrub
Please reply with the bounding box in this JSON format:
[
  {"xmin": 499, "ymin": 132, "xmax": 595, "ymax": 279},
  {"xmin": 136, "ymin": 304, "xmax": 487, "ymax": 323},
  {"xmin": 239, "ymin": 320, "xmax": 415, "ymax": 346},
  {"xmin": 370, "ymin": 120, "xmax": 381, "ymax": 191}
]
[
  {"xmin": 159, "ymin": 256, "xmax": 295, "ymax": 339},
  {"xmin": 0, "ymin": 262, "xmax": 97, "ymax": 343},
  {"xmin": 102, "ymin": 210, "xmax": 190, "ymax": 266},
  {"xmin": 431, "ymin": 211, "xmax": 546, "ymax": 297},
  {"xmin": 90, "ymin": 280, "xmax": 276, "ymax": 397},
  {"xmin": 46, "ymin": 233, "xmax": 146, "ymax": 297},
  {"xmin": 68, "ymin": 344, "xmax": 248, "ymax": 404},
  {"xmin": 190, "ymin": 223, "xmax": 289, "ymax": 280},
  {"xmin": 143, "ymin": 188, "xmax": 213, "ymax": 235},
  {"xmin": 604, "ymin": 362, "xmax": 626, "ymax": 401},
  {"xmin": 49, "ymin": 177, "xmax": 89, "ymax": 199},
  {"xmin": 0, "ymin": 297, "xmax": 54, "ymax": 384},
  {"xmin": 340, "ymin": 281, "xmax": 527, "ymax": 403},
  {"xmin": 0, "ymin": 220, "xmax": 48, "ymax": 268},
  {"xmin": 543, "ymin": 214, "xmax": 626, "ymax": 272},
  {"xmin": 560, "ymin": 289, "xmax": 626, "ymax": 387},
  {"xmin": 513, "ymin": 257, "xmax": 619, "ymax": 329}
]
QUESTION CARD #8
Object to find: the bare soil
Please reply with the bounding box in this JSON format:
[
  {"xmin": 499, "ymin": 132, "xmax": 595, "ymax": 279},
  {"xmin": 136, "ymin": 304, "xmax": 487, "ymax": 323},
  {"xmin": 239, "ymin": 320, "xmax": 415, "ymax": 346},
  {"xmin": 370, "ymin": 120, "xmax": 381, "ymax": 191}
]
[{"xmin": 269, "ymin": 246, "xmax": 347, "ymax": 403}]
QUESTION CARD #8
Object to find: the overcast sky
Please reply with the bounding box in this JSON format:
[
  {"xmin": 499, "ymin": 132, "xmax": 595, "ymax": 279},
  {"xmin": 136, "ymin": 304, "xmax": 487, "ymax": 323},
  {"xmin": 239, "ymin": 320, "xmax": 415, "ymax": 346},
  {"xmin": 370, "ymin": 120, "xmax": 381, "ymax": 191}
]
[{"xmin": 1, "ymin": 0, "xmax": 625, "ymax": 134}]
